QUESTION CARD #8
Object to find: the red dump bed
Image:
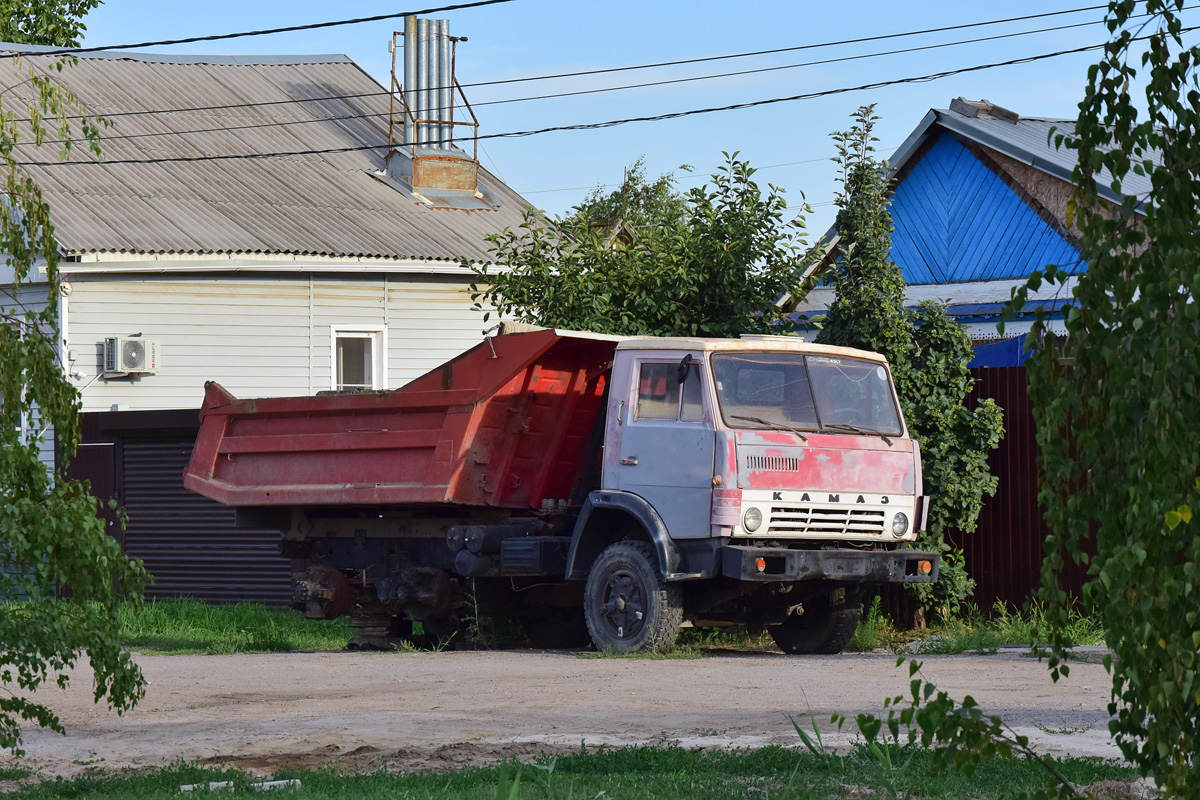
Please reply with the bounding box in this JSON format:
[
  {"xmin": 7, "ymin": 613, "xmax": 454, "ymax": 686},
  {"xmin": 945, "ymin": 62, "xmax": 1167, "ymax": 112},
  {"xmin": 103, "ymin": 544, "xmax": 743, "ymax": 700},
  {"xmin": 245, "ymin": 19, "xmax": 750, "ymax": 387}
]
[{"xmin": 184, "ymin": 329, "xmax": 618, "ymax": 509}]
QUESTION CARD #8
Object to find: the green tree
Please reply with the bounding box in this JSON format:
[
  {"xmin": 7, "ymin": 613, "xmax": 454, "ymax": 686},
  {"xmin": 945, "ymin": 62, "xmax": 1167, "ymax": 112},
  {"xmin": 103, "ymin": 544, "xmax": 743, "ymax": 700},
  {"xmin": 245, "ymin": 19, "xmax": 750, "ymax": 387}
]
[
  {"xmin": 1005, "ymin": 0, "xmax": 1200, "ymax": 793},
  {"xmin": 1, "ymin": 19, "xmax": 148, "ymax": 753},
  {"xmin": 0, "ymin": 0, "xmax": 102, "ymax": 47},
  {"xmin": 817, "ymin": 106, "xmax": 1003, "ymax": 619},
  {"xmin": 572, "ymin": 156, "xmax": 689, "ymax": 230},
  {"xmin": 468, "ymin": 152, "xmax": 816, "ymax": 337}
]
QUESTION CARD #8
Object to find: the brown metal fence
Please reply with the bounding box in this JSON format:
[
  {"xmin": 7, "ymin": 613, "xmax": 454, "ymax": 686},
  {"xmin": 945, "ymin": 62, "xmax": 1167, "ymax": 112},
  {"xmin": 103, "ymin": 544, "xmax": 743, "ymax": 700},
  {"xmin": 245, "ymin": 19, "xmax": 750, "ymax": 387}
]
[{"xmin": 949, "ymin": 366, "xmax": 1088, "ymax": 612}]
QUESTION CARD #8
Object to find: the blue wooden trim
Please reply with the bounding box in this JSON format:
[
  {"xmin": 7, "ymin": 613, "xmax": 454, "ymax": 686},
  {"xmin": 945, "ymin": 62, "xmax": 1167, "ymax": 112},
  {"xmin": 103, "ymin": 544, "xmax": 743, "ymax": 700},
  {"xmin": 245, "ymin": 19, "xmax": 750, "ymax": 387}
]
[{"xmin": 890, "ymin": 137, "xmax": 1086, "ymax": 285}]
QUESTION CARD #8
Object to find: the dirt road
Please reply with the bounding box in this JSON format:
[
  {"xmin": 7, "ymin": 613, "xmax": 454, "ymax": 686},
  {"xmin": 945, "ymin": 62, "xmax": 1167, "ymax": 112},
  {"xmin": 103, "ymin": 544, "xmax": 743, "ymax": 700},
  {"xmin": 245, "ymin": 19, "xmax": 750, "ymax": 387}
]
[{"xmin": 8, "ymin": 648, "xmax": 1119, "ymax": 776}]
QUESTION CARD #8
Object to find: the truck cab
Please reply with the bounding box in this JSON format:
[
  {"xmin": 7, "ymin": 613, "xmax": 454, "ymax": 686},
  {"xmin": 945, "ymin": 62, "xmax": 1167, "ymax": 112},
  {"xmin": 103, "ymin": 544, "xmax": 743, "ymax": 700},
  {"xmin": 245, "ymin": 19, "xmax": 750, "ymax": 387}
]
[{"xmin": 568, "ymin": 335, "xmax": 937, "ymax": 654}]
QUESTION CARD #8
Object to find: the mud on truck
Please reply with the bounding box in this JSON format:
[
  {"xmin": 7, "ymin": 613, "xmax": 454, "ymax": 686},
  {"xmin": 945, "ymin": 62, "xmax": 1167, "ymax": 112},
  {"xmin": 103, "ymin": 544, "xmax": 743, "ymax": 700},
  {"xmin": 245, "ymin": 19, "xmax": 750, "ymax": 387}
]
[{"xmin": 184, "ymin": 327, "xmax": 939, "ymax": 654}]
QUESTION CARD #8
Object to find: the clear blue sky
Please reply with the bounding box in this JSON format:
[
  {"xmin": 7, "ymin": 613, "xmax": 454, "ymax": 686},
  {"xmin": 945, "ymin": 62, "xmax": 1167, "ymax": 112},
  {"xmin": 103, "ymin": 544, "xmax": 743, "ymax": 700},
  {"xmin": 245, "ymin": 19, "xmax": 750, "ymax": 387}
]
[{"xmin": 76, "ymin": 1, "xmax": 1187, "ymax": 235}]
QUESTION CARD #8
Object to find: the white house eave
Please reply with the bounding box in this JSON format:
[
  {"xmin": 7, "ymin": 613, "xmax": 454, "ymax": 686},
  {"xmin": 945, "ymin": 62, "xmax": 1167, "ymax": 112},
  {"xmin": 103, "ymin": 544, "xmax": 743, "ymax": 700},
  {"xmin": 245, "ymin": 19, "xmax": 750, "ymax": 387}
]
[
  {"xmin": 57, "ymin": 252, "xmax": 495, "ymax": 276},
  {"xmin": 791, "ymin": 276, "xmax": 1082, "ymax": 314},
  {"xmin": 1, "ymin": 259, "xmax": 51, "ymax": 284}
]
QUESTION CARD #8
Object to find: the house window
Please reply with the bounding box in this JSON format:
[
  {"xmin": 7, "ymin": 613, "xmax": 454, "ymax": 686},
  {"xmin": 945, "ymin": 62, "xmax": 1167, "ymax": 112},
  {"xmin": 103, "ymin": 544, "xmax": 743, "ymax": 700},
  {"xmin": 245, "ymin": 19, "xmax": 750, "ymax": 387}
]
[{"xmin": 331, "ymin": 327, "xmax": 386, "ymax": 391}]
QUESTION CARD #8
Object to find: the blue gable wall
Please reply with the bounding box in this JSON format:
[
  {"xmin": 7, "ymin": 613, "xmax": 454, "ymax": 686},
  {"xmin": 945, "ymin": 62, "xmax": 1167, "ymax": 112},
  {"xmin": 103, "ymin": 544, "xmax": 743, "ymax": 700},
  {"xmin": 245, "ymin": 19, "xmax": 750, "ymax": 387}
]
[{"xmin": 889, "ymin": 135, "xmax": 1085, "ymax": 285}]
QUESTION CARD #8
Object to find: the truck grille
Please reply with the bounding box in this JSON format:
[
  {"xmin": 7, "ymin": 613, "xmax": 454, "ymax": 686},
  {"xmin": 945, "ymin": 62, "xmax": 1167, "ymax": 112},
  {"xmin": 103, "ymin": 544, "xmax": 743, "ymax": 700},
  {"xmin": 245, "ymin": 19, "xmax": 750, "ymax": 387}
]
[
  {"xmin": 769, "ymin": 505, "xmax": 887, "ymax": 536},
  {"xmin": 744, "ymin": 455, "xmax": 799, "ymax": 472}
]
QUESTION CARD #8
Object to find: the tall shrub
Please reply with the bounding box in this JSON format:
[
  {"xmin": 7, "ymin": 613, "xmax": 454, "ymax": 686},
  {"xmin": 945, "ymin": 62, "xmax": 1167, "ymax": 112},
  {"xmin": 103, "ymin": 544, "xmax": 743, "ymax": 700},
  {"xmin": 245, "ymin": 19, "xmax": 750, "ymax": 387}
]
[
  {"xmin": 817, "ymin": 106, "xmax": 1003, "ymax": 618},
  {"xmin": 1, "ymin": 6, "xmax": 149, "ymax": 752},
  {"xmin": 1008, "ymin": 1, "xmax": 1200, "ymax": 792}
]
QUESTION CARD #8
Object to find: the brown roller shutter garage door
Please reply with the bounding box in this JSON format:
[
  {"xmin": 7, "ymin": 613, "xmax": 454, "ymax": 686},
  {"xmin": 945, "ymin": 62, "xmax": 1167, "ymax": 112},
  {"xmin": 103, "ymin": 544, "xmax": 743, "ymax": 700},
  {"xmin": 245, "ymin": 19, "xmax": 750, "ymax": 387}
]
[{"xmin": 121, "ymin": 437, "xmax": 293, "ymax": 604}]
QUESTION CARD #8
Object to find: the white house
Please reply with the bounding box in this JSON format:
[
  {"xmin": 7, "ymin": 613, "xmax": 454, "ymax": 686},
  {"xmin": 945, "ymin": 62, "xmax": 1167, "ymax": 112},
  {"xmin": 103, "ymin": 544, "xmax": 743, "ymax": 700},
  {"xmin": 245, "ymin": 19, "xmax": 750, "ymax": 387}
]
[{"xmin": 1, "ymin": 33, "xmax": 532, "ymax": 602}]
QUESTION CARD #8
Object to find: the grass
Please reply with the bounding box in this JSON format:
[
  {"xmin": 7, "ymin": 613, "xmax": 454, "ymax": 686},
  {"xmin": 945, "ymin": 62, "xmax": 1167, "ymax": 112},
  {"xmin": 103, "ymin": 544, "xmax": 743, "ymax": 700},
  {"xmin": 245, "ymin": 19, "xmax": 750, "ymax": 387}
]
[
  {"xmin": 0, "ymin": 746, "xmax": 1137, "ymax": 799},
  {"xmin": 843, "ymin": 597, "xmax": 1107, "ymax": 656},
  {"xmin": 0, "ymin": 764, "xmax": 31, "ymax": 780},
  {"xmin": 912, "ymin": 601, "xmax": 1106, "ymax": 656},
  {"xmin": 115, "ymin": 599, "xmax": 352, "ymax": 655},
  {"xmin": 68, "ymin": 595, "xmax": 1107, "ymax": 658}
]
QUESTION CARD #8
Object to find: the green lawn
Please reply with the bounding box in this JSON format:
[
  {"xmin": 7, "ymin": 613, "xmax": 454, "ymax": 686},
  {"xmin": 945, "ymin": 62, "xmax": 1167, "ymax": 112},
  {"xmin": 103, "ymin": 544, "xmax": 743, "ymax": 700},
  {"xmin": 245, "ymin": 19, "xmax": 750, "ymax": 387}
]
[
  {"xmin": 0, "ymin": 746, "xmax": 1137, "ymax": 799},
  {"xmin": 108, "ymin": 597, "xmax": 1105, "ymax": 657},
  {"xmin": 115, "ymin": 599, "xmax": 352, "ymax": 654}
]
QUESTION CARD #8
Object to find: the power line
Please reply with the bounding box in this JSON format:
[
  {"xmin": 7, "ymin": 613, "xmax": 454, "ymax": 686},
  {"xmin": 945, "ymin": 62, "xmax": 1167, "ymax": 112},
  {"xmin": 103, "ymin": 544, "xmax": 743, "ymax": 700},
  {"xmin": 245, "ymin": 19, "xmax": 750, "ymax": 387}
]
[
  {"xmin": 474, "ymin": 29, "xmax": 1194, "ymax": 145},
  {"xmin": 24, "ymin": 33, "xmax": 1154, "ymax": 168},
  {"xmin": 522, "ymin": 155, "xmax": 868, "ymax": 196},
  {"xmin": 462, "ymin": 3, "xmax": 1111, "ymax": 90},
  {"xmin": 13, "ymin": 3, "xmax": 1114, "ymax": 125},
  {"xmin": 0, "ymin": 0, "xmax": 517, "ymax": 58},
  {"xmin": 27, "ymin": 14, "xmax": 1127, "ymax": 149},
  {"xmin": 470, "ymin": 16, "xmax": 1115, "ymax": 109}
]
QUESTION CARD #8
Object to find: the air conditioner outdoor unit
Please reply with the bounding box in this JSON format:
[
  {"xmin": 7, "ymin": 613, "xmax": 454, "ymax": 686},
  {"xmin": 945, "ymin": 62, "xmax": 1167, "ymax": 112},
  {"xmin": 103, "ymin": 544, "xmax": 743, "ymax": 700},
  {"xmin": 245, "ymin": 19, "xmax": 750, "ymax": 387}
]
[{"xmin": 103, "ymin": 337, "xmax": 161, "ymax": 376}]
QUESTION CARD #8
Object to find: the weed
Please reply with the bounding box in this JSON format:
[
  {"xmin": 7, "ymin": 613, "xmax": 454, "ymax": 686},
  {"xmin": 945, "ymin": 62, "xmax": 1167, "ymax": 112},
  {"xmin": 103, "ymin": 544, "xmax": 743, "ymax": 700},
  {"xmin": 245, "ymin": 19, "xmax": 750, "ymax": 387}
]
[
  {"xmin": 676, "ymin": 626, "xmax": 774, "ymax": 652},
  {"xmin": 847, "ymin": 595, "xmax": 907, "ymax": 652},
  {"xmin": 0, "ymin": 764, "xmax": 30, "ymax": 780},
  {"xmin": 1033, "ymin": 721, "xmax": 1097, "ymax": 736},
  {"xmin": 908, "ymin": 602, "xmax": 1106, "ymax": 656},
  {"xmin": 575, "ymin": 647, "xmax": 703, "ymax": 660}
]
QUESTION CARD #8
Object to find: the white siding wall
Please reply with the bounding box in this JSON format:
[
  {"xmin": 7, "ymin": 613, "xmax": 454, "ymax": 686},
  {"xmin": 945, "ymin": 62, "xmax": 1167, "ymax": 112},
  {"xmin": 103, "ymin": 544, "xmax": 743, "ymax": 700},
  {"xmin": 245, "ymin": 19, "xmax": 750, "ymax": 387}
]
[
  {"xmin": 310, "ymin": 277, "xmax": 387, "ymax": 392},
  {"xmin": 1, "ymin": 281, "xmax": 57, "ymax": 470},
  {"xmin": 387, "ymin": 278, "xmax": 490, "ymax": 385},
  {"xmin": 68, "ymin": 275, "xmax": 311, "ymax": 412},
  {"xmin": 65, "ymin": 272, "xmax": 488, "ymax": 412}
]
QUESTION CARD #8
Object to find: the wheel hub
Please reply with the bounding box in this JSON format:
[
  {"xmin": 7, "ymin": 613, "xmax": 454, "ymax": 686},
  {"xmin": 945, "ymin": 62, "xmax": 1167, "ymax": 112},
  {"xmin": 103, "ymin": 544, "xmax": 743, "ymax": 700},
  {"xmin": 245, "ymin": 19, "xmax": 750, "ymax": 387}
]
[{"xmin": 601, "ymin": 570, "xmax": 646, "ymax": 639}]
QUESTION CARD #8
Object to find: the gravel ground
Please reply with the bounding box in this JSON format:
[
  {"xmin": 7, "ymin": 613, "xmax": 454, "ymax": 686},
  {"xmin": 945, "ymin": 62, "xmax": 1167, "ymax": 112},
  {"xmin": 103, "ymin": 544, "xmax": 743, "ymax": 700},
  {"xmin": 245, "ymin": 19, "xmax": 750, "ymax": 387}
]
[{"xmin": 5, "ymin": 646, "xmax": 1121, "ymax": 777}]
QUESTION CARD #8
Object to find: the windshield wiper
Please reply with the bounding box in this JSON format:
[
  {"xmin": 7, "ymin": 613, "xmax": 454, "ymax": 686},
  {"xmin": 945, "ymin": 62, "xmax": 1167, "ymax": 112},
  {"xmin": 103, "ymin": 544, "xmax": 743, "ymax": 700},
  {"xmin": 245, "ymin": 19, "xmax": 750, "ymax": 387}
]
[
  {"xmin": 823, "ymin": 422, "xmax": 893, "ymax": 446},
  {"xmin": 730, "ymin": 415, "xmax": 809, "ymax": 442}
]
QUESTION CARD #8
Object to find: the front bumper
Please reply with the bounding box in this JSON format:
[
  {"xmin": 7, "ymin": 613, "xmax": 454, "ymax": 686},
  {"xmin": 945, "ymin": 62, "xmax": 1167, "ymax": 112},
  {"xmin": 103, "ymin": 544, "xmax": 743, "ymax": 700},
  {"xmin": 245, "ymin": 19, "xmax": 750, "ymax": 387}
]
[{"xmin": 721, "ymin": 545, "xmax": 940, "ymax": 583}]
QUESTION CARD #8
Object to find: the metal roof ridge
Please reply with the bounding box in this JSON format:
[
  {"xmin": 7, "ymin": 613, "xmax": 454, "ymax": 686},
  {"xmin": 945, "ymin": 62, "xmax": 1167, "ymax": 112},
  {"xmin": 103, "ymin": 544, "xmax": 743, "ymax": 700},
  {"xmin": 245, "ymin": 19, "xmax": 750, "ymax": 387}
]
[{"xmin": 0, "ymin": 41, "xmax": 353, "ymax": 65}]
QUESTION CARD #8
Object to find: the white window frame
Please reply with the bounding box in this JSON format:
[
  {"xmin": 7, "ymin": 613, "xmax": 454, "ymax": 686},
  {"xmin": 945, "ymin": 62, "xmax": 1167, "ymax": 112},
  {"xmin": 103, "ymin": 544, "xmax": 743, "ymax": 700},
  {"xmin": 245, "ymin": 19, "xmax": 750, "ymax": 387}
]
[{"xmin": 330, "ymin": 325, "xmax": 388, "ymax": 391}]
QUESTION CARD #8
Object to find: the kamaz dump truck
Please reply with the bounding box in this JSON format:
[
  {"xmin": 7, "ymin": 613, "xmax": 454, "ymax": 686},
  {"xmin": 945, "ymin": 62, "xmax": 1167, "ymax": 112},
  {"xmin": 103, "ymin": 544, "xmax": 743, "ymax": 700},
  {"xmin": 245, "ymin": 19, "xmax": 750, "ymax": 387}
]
[{"xmin": 184, "ymin": 327, "xmax": 939, "ymax": 654}]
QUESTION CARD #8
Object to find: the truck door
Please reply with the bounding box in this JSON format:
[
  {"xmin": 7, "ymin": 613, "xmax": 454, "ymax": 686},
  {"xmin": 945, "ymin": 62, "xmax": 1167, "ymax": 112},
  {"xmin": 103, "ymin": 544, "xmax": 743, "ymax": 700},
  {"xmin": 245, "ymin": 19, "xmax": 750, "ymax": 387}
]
[{"xmin": 607, "ymin": 355, "xmax": 716, "ymax": 540}]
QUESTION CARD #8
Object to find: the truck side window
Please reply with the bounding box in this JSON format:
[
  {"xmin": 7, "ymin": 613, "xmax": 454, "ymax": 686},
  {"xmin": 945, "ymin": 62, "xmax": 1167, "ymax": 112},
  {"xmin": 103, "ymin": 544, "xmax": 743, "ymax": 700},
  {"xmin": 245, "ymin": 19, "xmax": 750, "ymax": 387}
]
[
  {"xmin": 637, "ymin": 362, "xmax": 707, "ymax": 423},
  {"xmin": 637, "ymin": 363, "xmax": 679, "ymax": 420},
  {"xmin": 680, "ymin": 370, "xmax": 704, "ymax": 422}
]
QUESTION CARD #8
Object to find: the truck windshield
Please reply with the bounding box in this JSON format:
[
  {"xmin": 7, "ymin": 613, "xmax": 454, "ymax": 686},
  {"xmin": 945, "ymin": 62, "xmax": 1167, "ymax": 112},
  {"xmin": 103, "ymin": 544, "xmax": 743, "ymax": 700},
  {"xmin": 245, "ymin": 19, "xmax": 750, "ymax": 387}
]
[{"xmin": 711, "ymin": 352, "xmax": 903, "ymax": 437}]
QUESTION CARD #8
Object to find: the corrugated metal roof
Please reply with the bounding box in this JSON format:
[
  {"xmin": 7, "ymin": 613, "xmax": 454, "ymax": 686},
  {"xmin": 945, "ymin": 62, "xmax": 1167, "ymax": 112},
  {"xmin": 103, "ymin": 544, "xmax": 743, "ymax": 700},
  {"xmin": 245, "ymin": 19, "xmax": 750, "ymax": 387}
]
[{"xmin": 1, "ymin": 46, "xmax": 535, "ymax": 263}]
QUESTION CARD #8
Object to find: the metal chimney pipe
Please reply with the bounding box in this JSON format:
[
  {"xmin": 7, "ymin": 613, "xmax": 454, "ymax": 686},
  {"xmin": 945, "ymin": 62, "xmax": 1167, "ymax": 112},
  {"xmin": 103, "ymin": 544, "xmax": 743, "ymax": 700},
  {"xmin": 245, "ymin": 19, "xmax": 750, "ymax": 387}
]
[
  {"xmin": 417, "ymin": 18, "xmax": 431, "ymax": 146},
  {"xmin": 403, "ymin": 16, "xmax": 417, "ymax": 146},
  {"xmin": 437, "ymin": 19, "xmax": 451, "ymax": 149}
]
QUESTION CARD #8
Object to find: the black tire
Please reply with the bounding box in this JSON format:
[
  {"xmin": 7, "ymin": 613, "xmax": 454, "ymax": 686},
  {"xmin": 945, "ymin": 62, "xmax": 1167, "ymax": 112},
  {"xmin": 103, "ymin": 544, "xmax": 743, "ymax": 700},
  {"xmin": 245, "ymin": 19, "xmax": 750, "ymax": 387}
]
[
  {"xmin": 770, "ymin": 585, "xmax": 862, "ymax": 655},
  {"xmin": 584, "ymin": 541, "xmax": 683, "ymax": 654},
  {"xmin": 521, "ymin": 609, "xmax": 592, "ymax": 649}
]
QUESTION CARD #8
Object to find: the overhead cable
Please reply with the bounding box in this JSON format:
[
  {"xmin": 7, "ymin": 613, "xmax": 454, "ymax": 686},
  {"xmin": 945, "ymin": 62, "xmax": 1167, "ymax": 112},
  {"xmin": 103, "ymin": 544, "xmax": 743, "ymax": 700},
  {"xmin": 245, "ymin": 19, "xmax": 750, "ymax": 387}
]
[
  {"xmin": 25, "ymin": 33, "xmax": 1172, "ymax": 168},
  {"xmin": 0, "ymin": 0, "xmax": 516, "ymax": 58},
  {"xmin": 24, "ymin": 12, "xmax": 1138, "ymax": 148},
  {"xmin": 14, "ymin": 2, "xmax": 1115, "ymax": 124}
]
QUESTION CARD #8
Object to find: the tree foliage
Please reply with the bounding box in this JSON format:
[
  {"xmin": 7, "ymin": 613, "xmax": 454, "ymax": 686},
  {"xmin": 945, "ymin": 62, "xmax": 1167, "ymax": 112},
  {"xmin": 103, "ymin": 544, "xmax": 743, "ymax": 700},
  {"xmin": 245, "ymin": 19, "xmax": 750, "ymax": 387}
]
[
  {"xmin": 0, "ymin": 0, "xmax": 102, "ymax": 48},
  {"xmin": 572, "ymin": 156, "xmax": 689, "ymax": 231},
  {"xmin": 1005, "ymin": 1, "xmax": 1200, "ymax": 794},
  {"xmin": 817, "ymin": 106, "xmax": 1003, "ymax": 619},
  {"xmin": 468, "ymin": 152, "xmax": 816, "ymax": 337},
  {"xmin": 1, "ymin": 29, "xmax": 148, "ymax": 753}
]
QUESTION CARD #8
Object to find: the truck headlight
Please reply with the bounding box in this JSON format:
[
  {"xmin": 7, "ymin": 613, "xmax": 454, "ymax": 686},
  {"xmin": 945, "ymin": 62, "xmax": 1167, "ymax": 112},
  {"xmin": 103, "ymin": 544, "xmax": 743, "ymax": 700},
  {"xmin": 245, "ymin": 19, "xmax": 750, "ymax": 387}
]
[
  {"xmin": 891, "ymin": 512, "xmax": 910, "ymax": 537},
  {"xmin": 743, "ymin": 507, "xmax": 763, "ymax": 532}
]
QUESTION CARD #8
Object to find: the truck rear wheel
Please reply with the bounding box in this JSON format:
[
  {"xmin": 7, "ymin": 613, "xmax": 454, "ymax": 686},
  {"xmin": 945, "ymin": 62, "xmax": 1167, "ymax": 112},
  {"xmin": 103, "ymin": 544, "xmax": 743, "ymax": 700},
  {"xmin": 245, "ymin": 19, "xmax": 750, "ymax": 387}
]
[
  {"xmin": 770, "ymin": 586, "xmax": 862, "ymax": 655},
  {"xmin": 584, "ymin": 541, "xmax": 682, "ymax": 654}
]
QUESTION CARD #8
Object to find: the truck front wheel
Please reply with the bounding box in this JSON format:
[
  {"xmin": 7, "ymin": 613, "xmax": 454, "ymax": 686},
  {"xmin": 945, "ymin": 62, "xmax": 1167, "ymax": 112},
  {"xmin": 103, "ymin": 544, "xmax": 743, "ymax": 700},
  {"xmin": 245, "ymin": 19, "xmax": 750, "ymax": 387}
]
[
  {"xmin": 584, "ymin": 541, "xmax": 683, "ymax": 654},
  {"xmin": 770, "ymin": 585, "xmax": 862, "ymax": 655}
]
